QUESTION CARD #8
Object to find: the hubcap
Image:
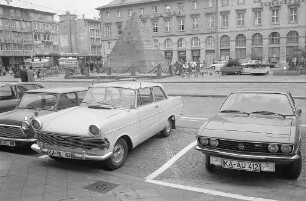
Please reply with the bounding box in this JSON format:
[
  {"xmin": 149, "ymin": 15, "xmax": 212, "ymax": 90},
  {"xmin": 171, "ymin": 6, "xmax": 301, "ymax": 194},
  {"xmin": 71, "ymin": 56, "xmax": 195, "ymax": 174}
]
[
  {"xmin": 112, "ymin": 144, "xmax": 124, "ymax": 163},
  {"xmin": 166, "ymin": 120, "xmax": 171, "ymax": 134}
]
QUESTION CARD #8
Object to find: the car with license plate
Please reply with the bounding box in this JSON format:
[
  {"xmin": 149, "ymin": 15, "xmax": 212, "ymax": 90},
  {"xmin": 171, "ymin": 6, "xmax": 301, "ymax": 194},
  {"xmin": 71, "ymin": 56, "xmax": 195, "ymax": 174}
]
[
  {"xmin": 0, "ymin": 82, "xmax": 46, "ymax": 113},
  {"xmin": 31, "ymin": 81, "xmax": 184, "ymax": 170},
  {"xmin": 196, "ymin": 91, "xmax": 303, "ymax": 179},
  {"xmin": 0, "ymin": 87, "xmax": 87, "ymax": 148}
]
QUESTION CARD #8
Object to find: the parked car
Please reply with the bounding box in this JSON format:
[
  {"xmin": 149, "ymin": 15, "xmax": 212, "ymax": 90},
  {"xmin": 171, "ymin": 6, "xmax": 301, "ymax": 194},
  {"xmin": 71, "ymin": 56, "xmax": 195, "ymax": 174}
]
[
  {"xmin": 195, "ymin": 91, "xmax": 303, "ymax": 179},
  {"xmin": 220, "ymin": 66, "xmax": 244, "ymax": 75},
  {"xmin": 0, "ymin": 82, "xmax": 46, "ymax": 113},
  {"xmin": 210, "ymin": 61, "xmax": 228, "ymax": 73},
  {"xmin": 0, "ymin": 87, "xmax": 87, "ymax": 148},
  {"xmin": 31, "ymin": 81, "xmax": 184, "ymax": 170}
]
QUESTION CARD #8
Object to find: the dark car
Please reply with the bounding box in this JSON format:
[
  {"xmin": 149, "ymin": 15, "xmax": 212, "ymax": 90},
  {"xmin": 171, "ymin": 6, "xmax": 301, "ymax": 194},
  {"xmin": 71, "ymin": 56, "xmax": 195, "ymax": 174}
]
[
  {"xmin": 196, "ymin": 91, "xmax": 303, "ymax": 179},
  {"xmin": 0, "ymin": 82, "xmax": 46, "ymax": 113},
  {"xmin": 0, "ymin": 87, "xmax": 87, "ymax": 148}
]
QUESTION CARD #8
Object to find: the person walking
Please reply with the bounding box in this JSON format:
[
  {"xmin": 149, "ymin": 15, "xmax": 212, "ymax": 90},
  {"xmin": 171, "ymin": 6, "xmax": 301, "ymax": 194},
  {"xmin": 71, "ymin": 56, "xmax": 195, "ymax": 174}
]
[
  {"xmin": 20, "ymin": 66, "xmax": 28, "ymax": 82},
  {"xmin": 27, "ymin": 67, "xmax": 35, "ymax": 82}
]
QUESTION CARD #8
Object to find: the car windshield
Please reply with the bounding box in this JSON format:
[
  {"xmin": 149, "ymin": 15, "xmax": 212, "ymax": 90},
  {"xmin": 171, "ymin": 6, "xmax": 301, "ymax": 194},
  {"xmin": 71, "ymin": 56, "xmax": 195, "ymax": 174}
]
[
  {"xmin": 82, "ymin": 87, "xmax": 136, "ymax": 109},
  {"xmin": 219, "ymin": 93, "xmax": 294, "ymax": 116},
  {"xmin": 17, "ymin": 93, "xmax": 58, "ymax": 111}
]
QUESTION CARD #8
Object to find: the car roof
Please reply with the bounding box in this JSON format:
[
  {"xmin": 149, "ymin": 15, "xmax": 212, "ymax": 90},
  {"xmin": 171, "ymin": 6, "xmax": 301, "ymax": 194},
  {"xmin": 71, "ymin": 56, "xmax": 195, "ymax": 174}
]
[
  {"xmin": 231, "ymin": 91, "xmax": 289, "ymax": 96},
  {"xmin": 0, "ymin": 82, "xmax": 45, "ymax": 87},
  {"xmin": 90, "ymin": 81, "xmax": 163, "ymax": 90},
  {"xmin": 26, "ymin": 87, "xmax": 87, "ymax": 94}
]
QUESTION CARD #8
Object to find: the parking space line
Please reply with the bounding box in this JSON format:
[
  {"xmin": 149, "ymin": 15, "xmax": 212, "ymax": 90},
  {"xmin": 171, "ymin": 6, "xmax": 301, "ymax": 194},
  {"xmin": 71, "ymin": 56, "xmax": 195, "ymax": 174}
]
[
  {"xmin": 146, "ymin": 180, "xmax": 278, "ymax": 201},
  {"xmin": 181, "ymin": 117, "xmax": 208, "ymax": 120}
]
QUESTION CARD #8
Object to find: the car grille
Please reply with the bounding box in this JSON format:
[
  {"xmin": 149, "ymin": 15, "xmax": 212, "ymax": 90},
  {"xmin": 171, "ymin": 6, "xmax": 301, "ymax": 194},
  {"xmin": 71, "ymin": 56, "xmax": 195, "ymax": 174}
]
[
  {"xmin": 0, "ymin": 124, "xmax": 25, "ymax": 138},
  {"xmin": 36, "ymin": 131, "xmax": 109, "ymax": 150},
  {"xmin": 217, "ymin": 139, "xmax": 271, "ymax": 154}
]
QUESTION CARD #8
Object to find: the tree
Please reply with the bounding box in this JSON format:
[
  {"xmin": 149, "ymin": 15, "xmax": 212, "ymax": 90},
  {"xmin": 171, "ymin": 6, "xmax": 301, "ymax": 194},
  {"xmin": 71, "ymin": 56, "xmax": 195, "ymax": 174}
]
[{"xmin": 287, "ymin": 49, "xmax": 306, "ymax": 70}]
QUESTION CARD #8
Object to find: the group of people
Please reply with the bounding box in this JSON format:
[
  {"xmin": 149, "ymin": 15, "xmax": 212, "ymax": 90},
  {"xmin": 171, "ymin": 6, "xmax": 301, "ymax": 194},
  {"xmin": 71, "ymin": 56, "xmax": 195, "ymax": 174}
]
[{"xmin": 19, "ymin": 66, "xmax": 36, "ymax": 82}]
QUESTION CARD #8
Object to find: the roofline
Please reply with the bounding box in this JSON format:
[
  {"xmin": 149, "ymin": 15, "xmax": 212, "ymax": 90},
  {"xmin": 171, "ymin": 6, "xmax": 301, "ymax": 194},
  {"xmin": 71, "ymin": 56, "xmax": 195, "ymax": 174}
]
[
  {"xmin": 0, "ymin": 4, "xmax": 56, "ymax": 15},
  {"xmin": 231, "ymin": 91, "xmax": 288, "ymax": 95},
  {"xmin": 96, "ymin": 0, "xmax": 160, "ymax": 10}
]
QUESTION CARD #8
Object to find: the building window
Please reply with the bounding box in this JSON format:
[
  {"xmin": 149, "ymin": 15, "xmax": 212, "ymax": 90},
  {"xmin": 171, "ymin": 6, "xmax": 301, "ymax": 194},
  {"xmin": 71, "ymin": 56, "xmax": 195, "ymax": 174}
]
[
  {"xmin": 220, "ymin": 35, "xmax": 230, "ymax": 47},
  {"xmin": 154, "ymin": 39, "xmax": 159, "ymax": 48},
  {"xmin": 106, "ymin": 12, "xmax": 110, "ymax": 18},
  {"xmin": 178, "ymin": 3, "xmax": 184, "ymax": 10},
  {"xmin": 105, "ymin": 24, "xmax": 111, "ymax": 37},
  {"xmin": 10, "ymin": 9, "xmax": 15, "ymax": 17},
  {"xmin": 193, "ymin": 1, "xmax": 197, "ymax": 9},
  {"xmin": 287, "ymin": 31, "xmax": 299, "ymax": 44},
  {"xmin": 192, "ymin": 16, "xmax": 199, "ymax": 30},
  {"xmin": 117, "ymin": 24, "xmax": 122, "ymax": 35},
  {"xmin": 221, "ymin": 13, "xmax": 229, "ymax": 28},
  {"xmin": 177, "ymin": 38, "xmax": 186, "ymax": 48},
  {"xmin": 237, "ymin": 12, "xmax": 245, "ymax": 27},
  {"xmin": 178, "ymin": 18, "xmax": 185, "ymax": 31},
  {"xmin": 236, "ymin": 34, "xmax": 246, "ymax": 46},
  {"xmin": 207, "ymin": 0, "xmax": 213, "ymax": 7},
  {"xmin": 271, "ymin": 9, "xmax": 279, "ymax": 24},
  {"xmin": 269, "ymin": 32, "xmax": 280, "ymax": 44},
  {"xmin": 289, "ymin": 7, "xmax": 298, "ymax": 23},
  {"xmin": 237, "ymin": 0, "xmax": 245, "ymax": 5},
  {"xmin": 164, "ymin": 38, "xmax": 173, "ymax": 49},
  {"xmin": 117, "ymin": 10, "xmax": 121, "ymax": 18},
  {"xmin": 191, "ymin": 37, "xmax": 200, "ymax": 47},
  {"xmin": 207, "ymin": 14, "xmax": 215, "ymax": 29},
  {"xmin": 221, "ymin": 0, "xmax": 229, "ymax": 7},
  {"xmin": 153, "ymin": 22, "xmax": 158, "ymax": 33},
  {"xmin": 0, "ymin": 7, "xmax": 3, "ymax": 15},
  {"xmin": 34, "ymin": 33, "xmax": 41, "ymax": 41},
  {"xmin": 253, "ymin": 10, "xmax": 262, "ymax": 25},
  {"xmin": 128, "ymin": 9, "xmax": 133, "ymax": 16},
  {"xmin": 206, "ymin": 36, "xmax": 215, "ymax": 48},
  {"xmin": 165, "ymin": 20, "xmax": 171, "ymax": 32},
  {"xmin": 140, "ymin": 8, "xmax": 144, "ymax": 15},
  {"xmin": 252, "ymin": 33, "xmax": 263, "ymax": 45},
  {"xmin": 153, "ymin": 6, "xmax": 157, "ymax": 13}
]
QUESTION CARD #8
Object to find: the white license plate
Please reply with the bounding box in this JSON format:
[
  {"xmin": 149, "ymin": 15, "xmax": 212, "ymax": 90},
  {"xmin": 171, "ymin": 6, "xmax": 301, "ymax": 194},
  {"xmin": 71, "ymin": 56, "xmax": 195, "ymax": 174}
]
[
  {"xmin": 0, "ymin": 140, "xmax": 15, "ymax": 147},
  {"xmin": 48, "ymin": 150, "xmax": 73, "ymax": 159},
  {"xmin": 222, "ymin": 159, "xmax": 260, "ymax": 172}
]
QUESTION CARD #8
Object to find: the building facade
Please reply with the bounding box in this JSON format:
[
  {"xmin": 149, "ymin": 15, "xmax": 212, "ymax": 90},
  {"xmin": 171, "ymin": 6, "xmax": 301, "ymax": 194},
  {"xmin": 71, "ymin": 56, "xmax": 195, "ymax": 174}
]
[
  {"xmin": 58, "ymin": 12, "xmax": 102, "ymax": 62},
  {"xmin": 97, "ymin": 0, "xmax": 306, "ymax": 66},
  {"xmin": 0, "ymin": 4, "xmax": 59, "ymax": 67}
]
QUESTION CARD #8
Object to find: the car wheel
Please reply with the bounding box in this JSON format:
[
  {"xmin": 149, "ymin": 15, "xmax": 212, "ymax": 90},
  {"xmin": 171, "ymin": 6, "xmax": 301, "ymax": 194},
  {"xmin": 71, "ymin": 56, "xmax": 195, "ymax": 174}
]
[
  {"xmin": 160, "ymin": 118, "xmax": 172, "ymax": 138},
  {"xmin": 282, "ymin": 153, "xmax": 302, "ymax": 179},
  {"xmin": 104, "ymin": 138, "xmax": 128, "ymax": 170},
  {"xmin": 205, "ymin": 155, "xmax": 215, "ymax": 172}
]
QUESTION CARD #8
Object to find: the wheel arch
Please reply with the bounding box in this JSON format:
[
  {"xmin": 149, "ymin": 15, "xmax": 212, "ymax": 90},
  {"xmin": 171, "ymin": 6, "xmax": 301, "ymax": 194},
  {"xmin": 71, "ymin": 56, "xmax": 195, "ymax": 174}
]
[{"xmin": 118, "ymin": 135, "xmax": 133, "ymax": 151}]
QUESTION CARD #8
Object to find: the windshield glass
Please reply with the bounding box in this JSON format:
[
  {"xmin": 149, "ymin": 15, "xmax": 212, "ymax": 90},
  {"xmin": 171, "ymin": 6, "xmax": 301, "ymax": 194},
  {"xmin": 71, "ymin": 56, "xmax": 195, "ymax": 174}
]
[
  {"xmin": 18, "ymin": 93, "xmax": 58, "ymax": 111},
  {"xmin": 220, "ymin": 93, "xmax": 294, "ymax": 116},
  {"xmin": 82, "ymin": 87, "xmax": 136, "ymax": 109}
]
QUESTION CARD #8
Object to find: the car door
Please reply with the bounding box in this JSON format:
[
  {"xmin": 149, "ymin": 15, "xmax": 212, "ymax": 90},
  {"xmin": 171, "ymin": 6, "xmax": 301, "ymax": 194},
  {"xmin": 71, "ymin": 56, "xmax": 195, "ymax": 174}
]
[
  {"xmin": 0, "ymin": 85, "xmax": 18, "ymax": 113},
  {"xmin": 152, "ymin": 86, "xmax": 169, "ymax": 131},
  {"xmin": 135, "ymin": 87, "xmax": 160, "ymax": 143}
]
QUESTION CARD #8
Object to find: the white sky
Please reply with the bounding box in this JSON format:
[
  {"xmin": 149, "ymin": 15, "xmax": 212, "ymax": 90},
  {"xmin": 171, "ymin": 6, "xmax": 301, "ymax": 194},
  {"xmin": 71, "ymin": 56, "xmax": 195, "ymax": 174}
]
[{"xmin": 0, "ymin": 0, "xmax": 113, "ymax": 20}]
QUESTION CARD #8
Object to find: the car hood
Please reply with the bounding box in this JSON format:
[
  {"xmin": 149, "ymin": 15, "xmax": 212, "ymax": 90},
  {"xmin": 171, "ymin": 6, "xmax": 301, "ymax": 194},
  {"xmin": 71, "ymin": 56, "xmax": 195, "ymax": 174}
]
[
  {"xmin": 0, "ymin": 109, "xmax": 52, "ymax": 124},
  {"xmin": 38, "ymin": 106, "xmax": 125, "ymax": 136},
  {"xmin": 201, "ymin": 114, "xmax": 294, "ymax": 142}
]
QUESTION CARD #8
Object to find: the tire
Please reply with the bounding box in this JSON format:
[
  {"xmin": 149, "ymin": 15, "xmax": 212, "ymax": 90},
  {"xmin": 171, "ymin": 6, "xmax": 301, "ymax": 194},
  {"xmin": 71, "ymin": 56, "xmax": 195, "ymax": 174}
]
[
  {"xmin": 282, "ymin": 153, "xmax": 302, "ymax": 179},
  {"xmin": 104, "ymin": 138, "xmax": 128, "ymax": 170},
  {"xmin": 205, "ymin": 155, "xmax": 215, "ymax": 172},
  {"xmin": 160, "ymin": 118, "xmax": 172, "ymax": 138}
]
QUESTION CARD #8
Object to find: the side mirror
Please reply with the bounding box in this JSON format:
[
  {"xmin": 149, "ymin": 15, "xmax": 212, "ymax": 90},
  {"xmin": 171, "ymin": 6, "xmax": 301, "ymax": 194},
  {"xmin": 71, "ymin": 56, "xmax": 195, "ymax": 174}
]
[{"xmin": 296, "ymin": 108, "xmax": 302, "ymax": 116}]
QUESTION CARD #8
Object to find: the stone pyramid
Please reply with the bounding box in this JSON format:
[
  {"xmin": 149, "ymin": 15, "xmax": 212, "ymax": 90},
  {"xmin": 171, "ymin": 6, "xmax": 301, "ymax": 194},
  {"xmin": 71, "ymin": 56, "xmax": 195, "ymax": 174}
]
[{"xmin": 104, "ymin": 13, "xmax": 168, "ymax": 74}]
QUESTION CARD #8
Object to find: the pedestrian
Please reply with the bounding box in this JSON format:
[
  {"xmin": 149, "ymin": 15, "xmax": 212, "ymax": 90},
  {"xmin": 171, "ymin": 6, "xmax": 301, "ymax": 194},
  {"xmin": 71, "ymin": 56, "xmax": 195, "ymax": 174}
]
[
  {"xmin": 27, "ymin": 67, "xmax": 35, "ymax": 82},
  {"xmin": 20, "ymin": 66, "xmax": 28, "ymax": 82}
]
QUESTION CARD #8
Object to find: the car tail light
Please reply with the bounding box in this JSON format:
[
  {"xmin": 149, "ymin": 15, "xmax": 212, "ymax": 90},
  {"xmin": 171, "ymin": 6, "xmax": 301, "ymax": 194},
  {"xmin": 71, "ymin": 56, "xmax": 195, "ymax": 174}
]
[
  {"xmin": 209, "ymin": 138, "xmax": 219, "ymax": 147},
  {"xmin": 280, "ymin": 144, "xmax": 293, "ymax": 154},
  {"xmin": 268, "ymin": 144, "xmax": 279, "ymax": 153},
  {"xmin": 198, "ymin": 137, "xmax": 209, "ymax": 146}
]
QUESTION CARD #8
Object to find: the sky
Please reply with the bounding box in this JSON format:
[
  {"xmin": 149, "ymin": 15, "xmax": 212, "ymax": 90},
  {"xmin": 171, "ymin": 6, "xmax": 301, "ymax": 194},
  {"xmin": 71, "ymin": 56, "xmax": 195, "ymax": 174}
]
[{"xmin": 0, "ymin": 0, "xmax": 113, "ymax": 19}]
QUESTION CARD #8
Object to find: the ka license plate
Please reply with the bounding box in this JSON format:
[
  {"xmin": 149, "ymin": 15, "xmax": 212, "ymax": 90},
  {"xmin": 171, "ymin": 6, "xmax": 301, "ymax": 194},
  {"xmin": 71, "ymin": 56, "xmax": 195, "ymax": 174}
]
[
  {"xmin": 0, "ymin": 140, "xmax": 15, "ymax": 147},
  {"xmin": 222, "ymin": 159, "xmax": 260, "ymax": 172},
  {"xmin": 48, "ymin": 150, "xmax": 73, "ymax": 159}
]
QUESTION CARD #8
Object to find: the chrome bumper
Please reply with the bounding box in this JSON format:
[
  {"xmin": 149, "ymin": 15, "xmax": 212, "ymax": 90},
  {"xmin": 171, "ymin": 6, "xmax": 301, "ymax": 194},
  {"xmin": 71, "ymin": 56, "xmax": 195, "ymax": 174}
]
[
  {"xmin": 31, "ymin": 143, "xmax": 112, "ymax": 161},
  {"xmin": 0, "ymin": 136, "xmax": 36, "ymax": 143},
  {"xmin": 195, "ymin": 146, "xmax": 300, "ymax": 161}
]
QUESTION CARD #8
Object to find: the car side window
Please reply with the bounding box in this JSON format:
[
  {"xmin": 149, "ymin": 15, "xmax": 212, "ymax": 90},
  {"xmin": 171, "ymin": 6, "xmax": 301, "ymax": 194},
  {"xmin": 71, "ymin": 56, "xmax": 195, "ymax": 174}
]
[
  {"xmin": 0, "ymin": 86, "xmax": 16, "ymax": 100},
  {"xmin": 152, "ymin": 86, "xmax": 167, "ymax": 102},
  {"xmin": 77, "ymin": 91, "xmax": 87, "ymax": 103},
  {"xmin": 138, "ymin": 88, "xmax": 153, "ymax": 106},
  {"xmin": 58, "ymin": 93, "xmax": 78, "ymax": 110}
]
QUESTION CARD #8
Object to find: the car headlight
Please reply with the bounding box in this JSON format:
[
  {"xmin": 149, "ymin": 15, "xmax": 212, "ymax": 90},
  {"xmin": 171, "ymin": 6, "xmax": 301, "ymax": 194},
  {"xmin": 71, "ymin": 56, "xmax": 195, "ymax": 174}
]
[
  {"xmin": 198, "ymin": 137, "xmax": 209, "ymax": 146},
  {"xmin": 21, "ymin": 121, "xmax": 30, "ymax": 131},
  {"xmin": 268, "ymin": 144, "xmax": 279, "ymax": 153},
  {"xmin": 32, "ymin": 119, "xmax": 41, "ymax": 130},
  {"xmin": 280, "ymin": 144, "xmax": 293, "ymax": 154},
  {"xmin": 89, "ymin": 125, "xmax": 100, "ymax": 137},
  {"xmin": 209, "ymin": 138, "xmax": 219, "ymax": 147}
]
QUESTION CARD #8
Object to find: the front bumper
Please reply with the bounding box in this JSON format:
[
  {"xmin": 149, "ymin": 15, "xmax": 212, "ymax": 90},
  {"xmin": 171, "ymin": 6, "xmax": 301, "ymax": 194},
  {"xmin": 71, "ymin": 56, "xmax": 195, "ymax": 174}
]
[
  {"xmin": 0, "ymin": 136, "xmax": 36, "ymax": 143},
  {"xmin": 195, "ymin": 146, "xmax": 300, "ymax": 165},
  {"xmin": 31, "ymin": 143, "xmax": 112, "ymax": 161}
]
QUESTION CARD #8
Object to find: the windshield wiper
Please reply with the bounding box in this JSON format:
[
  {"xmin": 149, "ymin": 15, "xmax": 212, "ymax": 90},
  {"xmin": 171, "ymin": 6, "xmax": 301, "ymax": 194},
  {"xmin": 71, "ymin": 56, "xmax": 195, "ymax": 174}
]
[
  {"xmin": 220, "ymin": 110, "xmax": 249, "ymax": 115},
  {"xmin": 251, "ymin": 111, "xmax": 287, "ymax": 118}
]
